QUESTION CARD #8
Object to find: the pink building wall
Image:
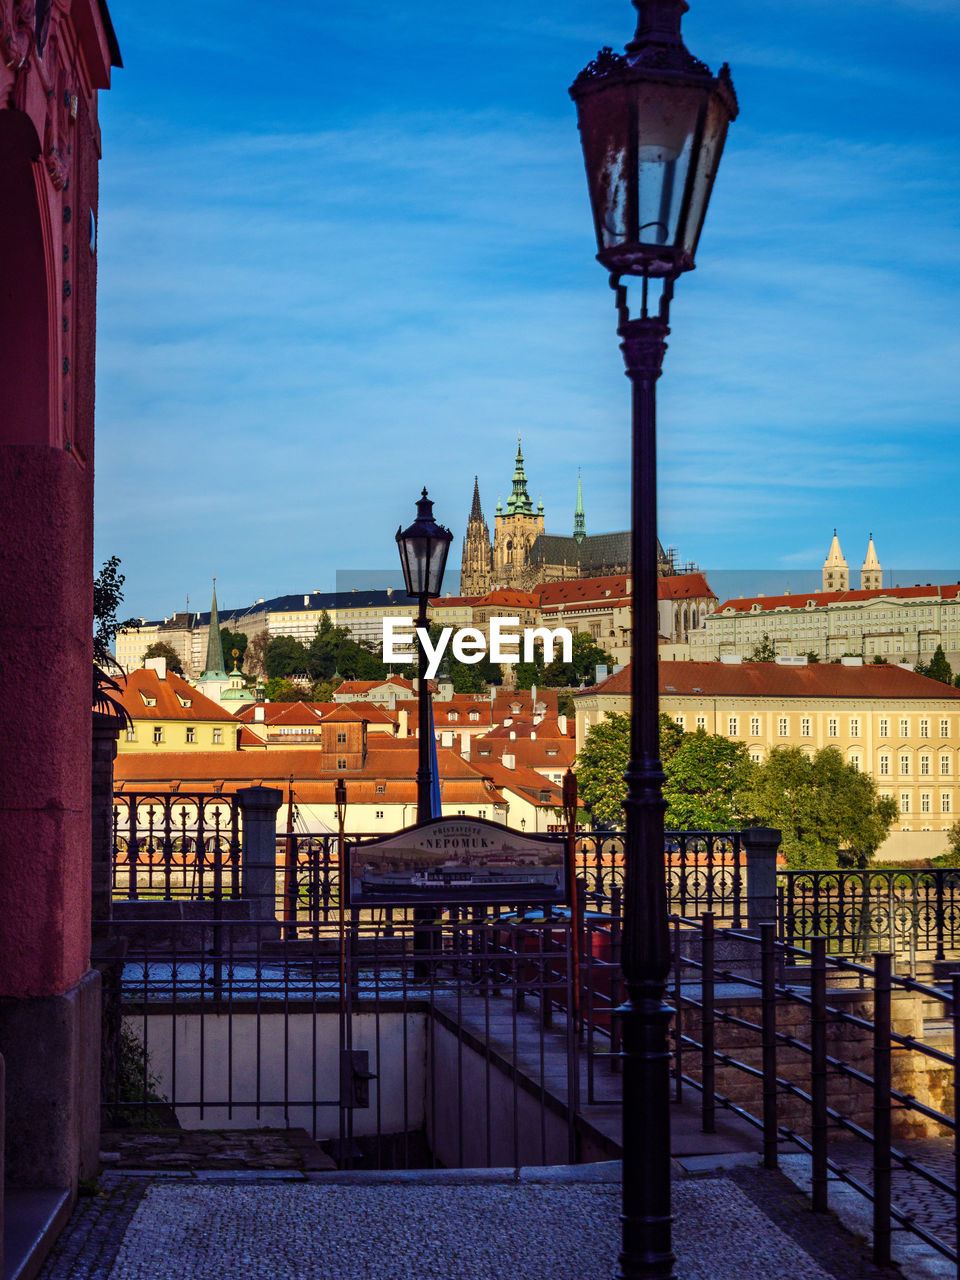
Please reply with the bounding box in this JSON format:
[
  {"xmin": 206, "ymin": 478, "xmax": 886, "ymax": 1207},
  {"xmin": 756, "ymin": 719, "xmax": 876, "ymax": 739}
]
[{"xmin": 0, "ymin": 0, "xmax": 119, "ymax": 992}]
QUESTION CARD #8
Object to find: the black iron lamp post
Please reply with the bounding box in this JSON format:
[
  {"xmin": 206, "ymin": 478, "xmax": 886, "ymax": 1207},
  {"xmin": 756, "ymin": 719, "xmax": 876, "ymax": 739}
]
[
  {"xmin": 396, "ymin": 488, "xmax": 453, "ymax": 823},
  {"xmin": 570, "ymin": 5, "xmax": 737, "ymax": 1278}
]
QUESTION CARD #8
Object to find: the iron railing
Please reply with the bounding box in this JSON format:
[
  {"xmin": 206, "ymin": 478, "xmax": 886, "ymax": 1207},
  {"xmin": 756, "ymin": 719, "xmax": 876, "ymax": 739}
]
[
  {"xmin": 779, "ymin": 868, "xmax": 960, "ymax": 965},
  {"xmin": 671, "ymin": 911, "xmax": 960, "ymax": 1273},
  {"xmin": 112, "ymin": 791, "xmax": 242, "ymax": 900}
]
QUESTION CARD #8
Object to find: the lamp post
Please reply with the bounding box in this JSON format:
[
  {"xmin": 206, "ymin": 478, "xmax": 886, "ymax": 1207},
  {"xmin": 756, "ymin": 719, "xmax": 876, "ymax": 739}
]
[
  {"xmin": 570, "ymin": 5, "xmax": 737, "ymax": 1278},
  {"xmin": 396, "ymin": 488, "xmax": 453, "ymax": 823}
]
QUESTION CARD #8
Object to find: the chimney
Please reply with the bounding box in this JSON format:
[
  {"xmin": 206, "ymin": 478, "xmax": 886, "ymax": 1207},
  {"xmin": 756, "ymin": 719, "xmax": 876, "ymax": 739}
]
[
  {"xmin": 398, "ymin": 708, "xmax": 409, "ymax": 739},
  {"xmin": 557, "ymin": 714, "xmax": 567, "ymax": 735},
  {"xmin": 304, "ymin": 595, "xmax": 310, "ymax": 607},
  {"xmin": 503, "ymin": 753, "xmax": 515, "ymax": 770},
  {"xmin": 509, "ymin": 730, "xmax": 516, "ymax": 740},
  {"xmin": 530, "ymin": 730, "xmax": 537, "ymax": 740},
  {"xmin": 441, "ymin": 730, "xmax": 454, "ymax": 748},
  {"xmin": 144, "ymin": 656, "xmax": 167, "ymax": 680},
  {"xmin": 254, "ymin": 705, "xmax": 266, "ymax": 722},
  {"xmin": 460, "ymin": 730, "xmax": 471, "ymax": 760}
]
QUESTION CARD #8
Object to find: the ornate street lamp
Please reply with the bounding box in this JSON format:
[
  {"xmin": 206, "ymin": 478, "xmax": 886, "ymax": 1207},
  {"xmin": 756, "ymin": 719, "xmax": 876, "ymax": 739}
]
[
  {"xmin": 396, "ymin": 488, "xmax": 453, "ymax": 822},
  {"xmin": 570, "ymin": 5, "xmax": 737, "ymax": 1279}
]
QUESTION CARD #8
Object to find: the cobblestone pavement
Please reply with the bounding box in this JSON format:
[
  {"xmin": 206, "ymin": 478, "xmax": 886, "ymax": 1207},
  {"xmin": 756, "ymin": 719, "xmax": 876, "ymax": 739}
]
[
  {"xmin": 99, "ymin": 1127, "xmax": 335, "ymax": 1172},
  {"xmin": 825, "ymin": 1138, "xmax": 956, "ymax": 1255},
  {"xmin": 36, "ymin": 1167, "xmax": 904, "ymax": 1280}
]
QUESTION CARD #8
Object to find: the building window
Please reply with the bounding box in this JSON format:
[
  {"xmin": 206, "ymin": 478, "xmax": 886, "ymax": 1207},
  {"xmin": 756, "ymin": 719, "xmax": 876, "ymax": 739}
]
[
  {"xmin": 456, "ymin": 809, "xmax": 467, "ymax": 816},
  {"xmin": 478, "ymin": 809, "xmax": 487, "ymax": 819},
  {"xmin": 879, "ymin": 754, "xmax": 890, "ymax": 776},
  {"xmin": 943, "ymin": 793, "xmax": 952, "ymax": 814},
  {"xmin": 778, "ymin": 717, "xmax": 788, "ymax": 737},
  {"xmin": 186, "ymin": 726, "xmax": 195, "ymax": 743},
  {"xmin": 850, "ymin": 718, "xmax": 860, "ymax": 738},
  {"xmin": 942, "ymin": 756, "xmax": 951, "ymax": 776},
  {"xmin": 801, "ymin": 718, "xmax": 811, "ymax": 737},
  {"xmin": 469, "ymin": 711, "xmax": 479, "ymax": 722},
  {"xmin": 921, "ymin": 793, "xmax": 932, "ymax": 814},
  {"xmin": 338, "ymin": 758, "xmax": 347, "ymax": 769},
  {"xmin": 337, "ymin": 731, "xmax": 347, "ymax": 744},
  {"xmin": 920, "ymin": 719, "xmax": 930, "ymax": 738},
  {"xmin": 153, "ymin": 726, "xmax": 163, "ymax": 744},
  {"xmin": 727, "ymin": 716, "xmax": 738, "ymax": 736},
  {"xmin": 900, "ymin": 793, "xmax": 911, "ymax": 814},
  {"xmin": 750, "ymin": 750, "xmax": 762, "ymax": 764},
  {"xmin": 879, "ymin": 718, "xmax": 889, "ymax": 738},
  {"xmin": 125, "ymin": 727, "xmax": 137, "ymax": 743},
  {"xmin": 921, "ymin": 755, "xmax": 931, "ymax": 776},
  {"xmin": 674, "ymin": 715, "xmax": 685, "ymax": 728},
  {"xmin": 941, "ymin": 719, "xmax": 950, "ymax": 738},
  {"xmin": 828, "ymin": 718, "xmax": 838, "ymax": 737},
  {"xmin": 750, "ymin": 716, "xmax": 761, "ymax": 736},
  {"xmin": 375, "ymin": 810, "xmax": 384, "ymax": 819},
  {"xmin": 899, "ymin": 718, "xmax": 909, "ymax": 738},
  {"xmin": 900, "ymin": 754, "xmax": 910, "ymax": 775},
  {"xmin": 213, "ymin": 728, "xmax": 223, "ymax": 744},
  {"xmin": 850, "ymin": 754, "xmax": 861, "ymax": 771},
  {"xmin": 696, "ymin": 716, "xmax": 706, "ymax": 730}
]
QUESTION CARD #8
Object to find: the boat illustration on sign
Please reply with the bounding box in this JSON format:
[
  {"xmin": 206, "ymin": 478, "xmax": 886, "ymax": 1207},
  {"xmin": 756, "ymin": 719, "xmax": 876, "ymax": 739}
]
[{"xmin": 347, "ymin": 817, "xmax": 568, "ymax": 907}]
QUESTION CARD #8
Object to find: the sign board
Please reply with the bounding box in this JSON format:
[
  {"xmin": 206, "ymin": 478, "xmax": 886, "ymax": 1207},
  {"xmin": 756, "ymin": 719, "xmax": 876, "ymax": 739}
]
[{"xmin": 346, "ymin": 816, "xmax": 568, "ymax": 908}]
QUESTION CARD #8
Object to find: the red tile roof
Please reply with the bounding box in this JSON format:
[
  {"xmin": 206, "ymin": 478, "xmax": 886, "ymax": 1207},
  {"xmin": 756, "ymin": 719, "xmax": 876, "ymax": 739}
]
[
  {"xmin": 716, "ymin": 583, "xmax": 960, "ymax": 614},
  {"xmin": 537, "ymin": 576, "xmax": 628, "ymax": 605},
  {"xmin": 578, "ymin": 661, "xmax": 960, "ymax": 700},
  {"xmin": 657, "ymin": 572, "xmax": 716, "ymax": 601},
  {"xmin": 118, "ymin": 669, "xmax": 238, "ymax": 723}
]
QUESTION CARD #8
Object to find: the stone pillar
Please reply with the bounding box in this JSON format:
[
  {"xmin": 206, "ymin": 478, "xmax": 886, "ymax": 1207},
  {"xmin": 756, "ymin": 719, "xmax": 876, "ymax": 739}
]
[
  {"xmin": 92, "ymin": 713, "xmax": 121, "ymax": 930},
  {"xmin": 741, "ymin": 827, "xmax": 782, "ymax": 930},
  {"xmin": 236, "ymin": 787, "xmax": 284, "ymax": 922}
]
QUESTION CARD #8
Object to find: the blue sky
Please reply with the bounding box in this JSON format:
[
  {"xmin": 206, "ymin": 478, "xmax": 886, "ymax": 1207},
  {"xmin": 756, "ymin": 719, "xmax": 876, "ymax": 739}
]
[{"xmin": 93, "ymin": 1, "xmax": 960, "ymax": 621}]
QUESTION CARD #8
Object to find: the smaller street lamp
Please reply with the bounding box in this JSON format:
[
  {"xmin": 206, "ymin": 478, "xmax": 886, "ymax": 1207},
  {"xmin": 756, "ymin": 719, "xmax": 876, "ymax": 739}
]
[{"xmin": 396, "ymin": 488, "xmax": 453, "ymax": 824}]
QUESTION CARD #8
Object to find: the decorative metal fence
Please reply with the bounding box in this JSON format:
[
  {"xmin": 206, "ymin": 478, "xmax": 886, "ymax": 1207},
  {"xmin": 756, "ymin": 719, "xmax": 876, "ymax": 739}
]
[
  {"xmin": 779, "ymin": 868, "xmax": 960, "ymax": 964},
  {"xmin": 112, "ymin": 792, "xmax": 242, "ymax": 900}
]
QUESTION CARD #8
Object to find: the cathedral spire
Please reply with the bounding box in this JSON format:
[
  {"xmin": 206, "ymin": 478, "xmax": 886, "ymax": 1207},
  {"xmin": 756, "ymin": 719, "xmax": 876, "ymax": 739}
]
[
  {"xmin": 470, "ymin": 475, "xmax": 483, "ymax": 522},
  {"xmin": 201, "ymin": 577, "xmax": 227, "ymax": 678},
  {"xmin": 861, "ymin": 533, "xmax": 882, "ymax": 591},
  {"xmin": 573, "ymin": 469, "xmax": 586, "ymax": 543},
  {"xmin": 822, "ymin": 530, "xmax": 849, "ymax": 593},
  {"xmin": 505, "ymin": 436, "xmax": 534, "ymax": 515}
]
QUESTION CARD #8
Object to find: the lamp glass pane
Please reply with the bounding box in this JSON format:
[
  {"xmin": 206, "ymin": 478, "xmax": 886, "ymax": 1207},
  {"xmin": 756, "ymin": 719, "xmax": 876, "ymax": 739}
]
[
  {"xmin": 427, "ymin": 537, "xmax": 450, "ymax": 596},
  {"xmin": 681, "ymin": 94, "xmax": 730, "ymax": 256},
  {"xmin": 633, "ymin": 83, "xmax": 701, "ymax": 248},
  {"xmin": 400, "ymin": 535, "xmax": 430, "ymax": 597}
]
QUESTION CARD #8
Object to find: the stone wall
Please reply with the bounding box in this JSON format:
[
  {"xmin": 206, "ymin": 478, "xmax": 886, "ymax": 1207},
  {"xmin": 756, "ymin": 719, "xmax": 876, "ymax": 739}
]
[{"xmin": 676, "ymin": 984, "xmax": 953, "ymax": 1142}]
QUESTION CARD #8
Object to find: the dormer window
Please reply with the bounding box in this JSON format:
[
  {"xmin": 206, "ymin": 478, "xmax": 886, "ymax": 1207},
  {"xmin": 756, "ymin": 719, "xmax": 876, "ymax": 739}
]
[
  {"xmin": 177, "ymin": 695, "xmax": 192, "ymax": 709},
  {"xmin": 469, "ymin": 711, "xmax": 479, "ymax": 722},
  {"xmin": 546, "ymin": 748, "xmax": 558, "ymax": 757},
  {"xmin": 141, "ymin": 695, "xmax": 157, "ymax": 708},
  {"xmin": 448, "ymin": 711, "xmax": 458, "ymax": 721}
]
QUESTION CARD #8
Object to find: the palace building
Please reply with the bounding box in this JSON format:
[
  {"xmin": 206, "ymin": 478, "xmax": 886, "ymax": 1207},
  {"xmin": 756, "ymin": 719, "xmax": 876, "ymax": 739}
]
[{"xmin": 461, "ymin": 439, "xmax": 678, "ymax": 593}]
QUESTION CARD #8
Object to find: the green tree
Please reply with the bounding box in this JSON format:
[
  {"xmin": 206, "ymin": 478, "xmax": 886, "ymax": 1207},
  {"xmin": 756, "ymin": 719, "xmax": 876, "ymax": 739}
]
[
  {"xmin": 142, "ymin": 641, "xmax": 184, "ymax": 676},
  {"xmin": 247, "ymin": 629, "xmax": 270, "ymax": 677},
  {"xmin": 871, "ymin": 654, "xmax": 888, "ymax": 664},
  {"xmin": 265, "ymin": 635, "xmax": 309, "ymax": 679},
  {"xmin": 663, "ymin": 730, "xmax": 755, "ymax": 829},
  {"xmin": 925, "ymin": 644, "xmax": 953, "ymax": 685},
  {"xmin": 575, "ymin": 713, "xmax": 630, "ymax": 828},
  {"xmin": 557, "ymin": 693, "xmax": 575, "ymax": 720},
  {"xmin": 576, "ymin": 714, "xmax": 753, "ymax": 831},
  {"xmin": 94, "ymin": 555, "xmax": 128, "ymax": 667},
  {"xmin": 748, "ymin": 633, "xmax": 777, "ymax": 662},
  {"xmin": 742, "ymin": 746, "xmax": 897, "ymax": 869},
  {"xmin": 543, "ymin": 631, "xmax": 614, "ymax": 687},
  {"xmin": 806, "ymin": 651, "xmax": 821, "ymax": 663},
  {"xmin": 933, "ymin": 820, "xmax": 960, "ymax": 868},
  {"xmin": 306, "ymin": 612, "xmax": 350, "ymax": 681},
  {"xmin": 220, "ymin": 628, "xmax": 248, "ymax": 670},
  {"xmin": 264, "ymin": 677, "xmax": 301, "ymax": 702},
  {"xmin": 658, "ymin": 713, "xmax": 685, "ymax": 763}
]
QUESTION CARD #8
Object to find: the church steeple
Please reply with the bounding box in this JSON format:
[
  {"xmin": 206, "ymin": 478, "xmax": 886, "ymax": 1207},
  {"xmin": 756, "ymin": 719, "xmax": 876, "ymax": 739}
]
[
  {"xmin": 201, "ymin": 578, "xmax": 228, "ymax": 679},
  {"xmin": 505, "ymin": 437, "xmax": 535, "ymax": 516},
  {"xmin": 460, "ymin": 477, "xmax": 493, "ymax": 596},
  {"xmin": 822, "ymin": 530, "xmax": 849, "ymax": 593},
  {"xmin": 573, "ymin": 469, "xmax": 586, "ymax": 543},
  {"xmin": 861, "ymin": 534, "xmax": 882, "ymax": 591}
]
